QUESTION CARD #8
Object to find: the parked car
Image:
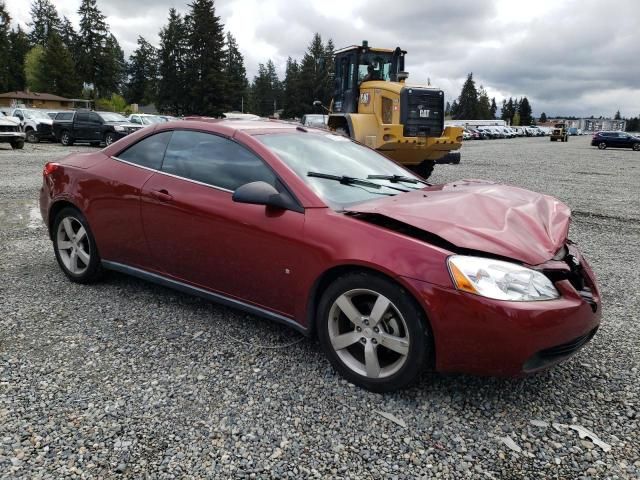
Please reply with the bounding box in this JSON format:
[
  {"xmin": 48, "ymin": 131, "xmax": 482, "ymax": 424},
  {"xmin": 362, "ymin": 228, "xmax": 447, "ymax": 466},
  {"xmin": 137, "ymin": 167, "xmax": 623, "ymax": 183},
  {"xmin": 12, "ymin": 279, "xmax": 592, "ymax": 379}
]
[
  {"xmin": 0, "ymin": 111, "xmax": 25, "ymax": 149},
  {"xmin": 128, "ymin": 114, "xmax": 164, "ymax": 126},
  {"xmin": 301, "ymin": 114, "xmax": 329, "ymax": 129},
  {"xmin": 462, "ymin": 130, "xmax": 472, "ymax": 140},
  {"xmin": 39, "ymin": 118, "xmax": 601, "ymax": 392},
  {"xmin": 591, "ymin": 131, "xmax": 640, "ymax": 150},
  {"xmin": 53, "ymin": 110, "xmax": 143, "ymax": 147},
  {"xmin": 11, "ymin": 108, "xmax": 56, "ymax": 143}
]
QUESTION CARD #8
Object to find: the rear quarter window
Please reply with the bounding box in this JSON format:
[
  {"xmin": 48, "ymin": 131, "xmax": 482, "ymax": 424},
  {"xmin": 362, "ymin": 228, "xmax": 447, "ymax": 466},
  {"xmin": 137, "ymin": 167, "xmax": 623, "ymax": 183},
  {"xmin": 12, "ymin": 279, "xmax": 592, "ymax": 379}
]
[{"xmin": 116, "ymin": 131, "xmax": 173, "ymax": 170}]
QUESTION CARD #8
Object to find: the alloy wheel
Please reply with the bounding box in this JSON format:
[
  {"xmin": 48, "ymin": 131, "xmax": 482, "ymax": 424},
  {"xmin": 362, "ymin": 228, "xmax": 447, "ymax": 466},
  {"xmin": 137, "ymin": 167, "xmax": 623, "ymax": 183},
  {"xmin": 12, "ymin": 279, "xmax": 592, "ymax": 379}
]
[
  {"xmin": 105, "ymin": 134, "xmax": 115, "ymax": 146},
  {"xmin": 56, "ymin": 216, "xmax": 91, "ymax": 275},
  {"xmin": 598, "ymin": 142, "xmax": 607, "ymax": 149},
  {"xmin": 633, "ymin": 143, "xmax": 640, "ymax": 151},
  {"xmin": 327, "ymin": 289, "xmax": 410, "ymax": 379}
]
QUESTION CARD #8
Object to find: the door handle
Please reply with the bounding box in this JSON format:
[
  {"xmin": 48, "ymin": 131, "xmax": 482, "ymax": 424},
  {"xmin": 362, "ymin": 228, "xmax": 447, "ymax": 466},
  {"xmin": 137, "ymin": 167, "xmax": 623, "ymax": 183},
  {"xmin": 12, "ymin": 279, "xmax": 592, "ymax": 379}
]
[{"xmin": 150, "ymin": 189, "xmax": 173, "ymax": 202}]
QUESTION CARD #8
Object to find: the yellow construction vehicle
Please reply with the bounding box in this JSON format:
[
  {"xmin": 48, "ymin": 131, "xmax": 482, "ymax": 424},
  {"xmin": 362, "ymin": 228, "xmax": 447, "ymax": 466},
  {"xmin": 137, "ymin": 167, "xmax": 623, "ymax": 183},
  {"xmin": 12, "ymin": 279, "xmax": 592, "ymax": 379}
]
[
  {"xmin": 550, "ymin": 123, "xmax": 569, "ymax": 142},
  {"xmin": 325, "ymin": 41, "xmax": 463, "ymax": 179}
]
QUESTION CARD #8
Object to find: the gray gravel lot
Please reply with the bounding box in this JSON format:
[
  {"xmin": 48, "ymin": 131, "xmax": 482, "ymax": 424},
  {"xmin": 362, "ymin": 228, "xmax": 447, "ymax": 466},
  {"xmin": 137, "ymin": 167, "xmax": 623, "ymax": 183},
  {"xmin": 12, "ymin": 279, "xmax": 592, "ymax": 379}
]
[{"xmin": 0, "ymin": 137, "xmax": 639, "ymax": 479}]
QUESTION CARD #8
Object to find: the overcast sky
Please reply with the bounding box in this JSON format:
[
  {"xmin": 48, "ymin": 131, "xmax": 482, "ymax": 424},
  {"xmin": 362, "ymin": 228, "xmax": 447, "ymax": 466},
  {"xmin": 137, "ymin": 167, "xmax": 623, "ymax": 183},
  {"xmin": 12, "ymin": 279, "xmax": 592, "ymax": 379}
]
[{"xmin": 5, "ymin": 0, "xmax": 640, "ymax": 118}]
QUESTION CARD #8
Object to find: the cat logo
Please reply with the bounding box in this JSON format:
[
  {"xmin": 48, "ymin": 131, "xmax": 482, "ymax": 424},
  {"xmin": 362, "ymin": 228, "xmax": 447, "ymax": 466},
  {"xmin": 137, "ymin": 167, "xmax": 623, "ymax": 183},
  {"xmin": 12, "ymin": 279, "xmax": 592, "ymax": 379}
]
[{"xmin": 359, "ymin": 93, "xmax": 371, "ymax": 105}]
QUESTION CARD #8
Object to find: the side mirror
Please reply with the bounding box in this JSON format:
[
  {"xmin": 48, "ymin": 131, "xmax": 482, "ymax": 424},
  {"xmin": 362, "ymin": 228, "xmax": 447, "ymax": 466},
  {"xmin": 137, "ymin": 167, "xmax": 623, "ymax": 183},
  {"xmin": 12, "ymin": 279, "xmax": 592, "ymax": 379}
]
[{"xmin": 232, "ymin": 181, "xmax": 289, "ymax": 210}]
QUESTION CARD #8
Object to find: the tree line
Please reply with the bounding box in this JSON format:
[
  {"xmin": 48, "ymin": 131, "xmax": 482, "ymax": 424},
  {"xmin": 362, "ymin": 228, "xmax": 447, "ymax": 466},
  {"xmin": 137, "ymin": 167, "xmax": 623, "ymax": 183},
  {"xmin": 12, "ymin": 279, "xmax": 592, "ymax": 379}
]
[
  {"xmin": 0, "ymin": 0, "xmax": 334, "ymax": 118},
  {"xmin": 446, "ymin": 73, "xmax": 534, "ymax": 125}
]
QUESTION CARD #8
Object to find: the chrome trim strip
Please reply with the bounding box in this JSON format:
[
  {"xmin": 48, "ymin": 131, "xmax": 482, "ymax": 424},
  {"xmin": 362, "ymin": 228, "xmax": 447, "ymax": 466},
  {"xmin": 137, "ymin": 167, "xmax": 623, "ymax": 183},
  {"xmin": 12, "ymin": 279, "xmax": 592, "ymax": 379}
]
[
  {"xmin": 110, "ymin": 156, "xmax": 234, "ymax": 194},
  {"xmin": 101, "ymin": 260, "xmax": 308, "ymax": 334}
]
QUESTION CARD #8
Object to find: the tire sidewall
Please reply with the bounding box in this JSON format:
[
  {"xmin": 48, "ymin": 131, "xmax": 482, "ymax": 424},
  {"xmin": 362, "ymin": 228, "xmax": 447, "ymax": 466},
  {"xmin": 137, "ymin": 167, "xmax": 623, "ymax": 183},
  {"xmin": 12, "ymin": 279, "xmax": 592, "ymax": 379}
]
[
  {"xmin": 317, "ymin": 272, "xmax": 431, "ymax": 392},
  {"xmin": 52, "ymin": 207, "xmax": 102, "ymax": 283},
  {"xmin": 61, "ymin": 131, "xmax": 72, "ymax": 146},
  {"xmin": 26, "ymin": 129, "xmax": 38, "ymax": 143},
  {"xmin": 105, "ymin": 133, "xmax": 115, "ymax": 146},
  {"xmin": 598, "ymin": 142, "xmax": 606, "ymax": 149},
  {"xmin": 633, "ymin": 143, "xmax": 640, "ymax": 151}
]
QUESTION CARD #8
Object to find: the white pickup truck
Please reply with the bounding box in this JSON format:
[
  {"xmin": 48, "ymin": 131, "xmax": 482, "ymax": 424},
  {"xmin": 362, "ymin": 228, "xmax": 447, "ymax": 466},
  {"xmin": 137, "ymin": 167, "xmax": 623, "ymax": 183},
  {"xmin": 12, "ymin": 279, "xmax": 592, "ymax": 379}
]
[
  {"xmin": 10, "ymin": 108, "xmax": 56, "ymax": 143},
  {"xmin": 0, "ymin": 111, "xmax": 25, "ymax": 150}
]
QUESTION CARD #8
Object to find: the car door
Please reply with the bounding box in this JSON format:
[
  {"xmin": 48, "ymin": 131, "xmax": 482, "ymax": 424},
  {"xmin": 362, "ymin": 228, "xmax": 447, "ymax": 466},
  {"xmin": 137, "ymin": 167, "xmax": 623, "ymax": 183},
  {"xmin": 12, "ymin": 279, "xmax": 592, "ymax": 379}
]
[
  {"xmin": 88, "ymin": 112, "xmax": 104, "ymax": 141},
  {"xmin": 140, "ymin": 129, "xmax": 306, "ymax": 316},
  {"xmin": 89, "ymin": 131, "xmax": 173, "ymax": 268}
]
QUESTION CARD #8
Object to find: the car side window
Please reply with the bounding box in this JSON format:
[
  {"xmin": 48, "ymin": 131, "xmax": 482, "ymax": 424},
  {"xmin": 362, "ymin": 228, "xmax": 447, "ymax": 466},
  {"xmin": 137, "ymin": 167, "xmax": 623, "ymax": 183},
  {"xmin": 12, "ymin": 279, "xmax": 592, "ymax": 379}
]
[
  {"xmin": 117, "ymin": 131, "xmax": 173, "ymax": 170},
  {"xmin": 161, "ymin": 130, "xmax": 277, "ymax": 191},
  {"xmin": 77, "ymin": 112, "xmax": 89, "ymax": 122},
  {"xmin": 89, "ymin": 113, "xmax": 102, "ymax": 124}
]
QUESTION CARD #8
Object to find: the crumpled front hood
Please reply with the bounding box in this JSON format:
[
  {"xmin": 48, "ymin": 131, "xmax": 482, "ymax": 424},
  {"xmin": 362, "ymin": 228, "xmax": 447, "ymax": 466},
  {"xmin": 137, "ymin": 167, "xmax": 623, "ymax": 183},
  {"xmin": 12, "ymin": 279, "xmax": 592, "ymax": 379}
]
[
  {"xmin": 0, "ymin": 116, "xmax": 20, "ymax": 126},
  {"xmin": 345, "ymin": 179, "xmax": 571, "ymax": 265}
]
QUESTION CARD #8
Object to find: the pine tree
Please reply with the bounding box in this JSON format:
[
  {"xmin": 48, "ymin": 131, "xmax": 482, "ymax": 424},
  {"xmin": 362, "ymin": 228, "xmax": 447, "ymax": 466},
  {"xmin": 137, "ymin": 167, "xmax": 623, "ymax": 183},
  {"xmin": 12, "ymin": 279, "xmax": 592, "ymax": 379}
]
[
  {"xmin": 158, "ymin": 8, "xmax": 187, "ymax": 114},
  {"xmin": 0, "ymin": 2, "xmax": 11, "ymax": 92},
  {"xmin": 185, "ymin": 0, "xmax": 227, "ymax": 116},
  {"xmin": 40, "ymin": 31, "xmax": 81, "ymax": 97},
  {"xmin": 77, "ymin": 0, "xmax": 108, "ymax": 96},
  {"xmin": 125, "ymin": 36, "xmax": 158, "ymax": 105},
  {"xmin": 489, "ymin": 97, "xmax": 497, "ymax": 119},
  {"xmin": 299, "ymin": 33, "xmax": 330, "ymax": 113},
  {"xmin": 614, "ymin": 110, "xmax": 621, "ymax": 120},
  {"xmin": 249, "ymin": 60, "xmax": 282, "ymax": 117},
  {"xmin": 96, "ymin": 34, "xmax": 126, "ymax": 97},
  {"xmin": 224, "ymin": 32, "xmax": 248, "ymax": 112},
  {"xmin": 519, "ymin": 97, "xmax": 532, "ymax": 125},
  {"xmin": 445, "ymin": 101, "xmax": 451, "ymax": 118},
  {"xmin": 8, "ymin": 26, "xmax": 30, "ymax": 91},
  {"xmin": 282, "ymin": 57, "xmax": 303, "ymax": 118},
  {"xmin": 28, "ymin": 0, "xmax": 61, "ymax": 46},
  {"xmin": 539, "ymin": 112, "xmax": 547, "ymax": 123},
  {"xmin": 454, "ymin": 73, "xmax": 478, "ymax": 119},
  {"xmin": 476, "ymin": 85, "xmax": 491, "ymax": 120},
  {"xmin": 450, "ymin": 100, "xmax": 459, "ymax": 118}
]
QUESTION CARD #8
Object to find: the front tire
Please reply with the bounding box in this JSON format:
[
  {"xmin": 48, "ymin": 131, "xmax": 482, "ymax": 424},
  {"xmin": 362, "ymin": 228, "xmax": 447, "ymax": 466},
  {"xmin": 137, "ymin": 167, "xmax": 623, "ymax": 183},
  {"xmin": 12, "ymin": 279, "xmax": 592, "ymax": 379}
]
[
  {"xmin": 598, "ymin": 142, "xmax": 607, "ymax": 150},
  {"xmin": 633, "ymin": 143, "xmax": 640, "ymax": 151},
  {"xmin": 52, "ymin": 207, "xmax": 102, "ymax": 283},
  {"xmin": 317, "ymin": 272, "xmax": 431, "ymax": 392},
  {"xmin": 25, "ymin": 129, "xmax": 39, "ymax": 143},
  {"xmin": 409, "ymin": 159, "xmax": 435, "ymax": 180},
  {"xmin": 104, "ymin": 132, "xmax": 116, "ymax": 146},
  {"xmin": 10, "ymin": 140, "xmax": 24, "ymax": 150}
]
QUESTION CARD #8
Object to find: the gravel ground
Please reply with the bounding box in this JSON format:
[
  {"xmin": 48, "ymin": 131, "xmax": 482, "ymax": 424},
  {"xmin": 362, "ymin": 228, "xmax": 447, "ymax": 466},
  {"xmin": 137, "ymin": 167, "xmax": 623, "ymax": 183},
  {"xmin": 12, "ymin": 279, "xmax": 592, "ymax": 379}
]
[{"xmin": 0, "ymin": 137, "xmax": 638, "ymax": 479}]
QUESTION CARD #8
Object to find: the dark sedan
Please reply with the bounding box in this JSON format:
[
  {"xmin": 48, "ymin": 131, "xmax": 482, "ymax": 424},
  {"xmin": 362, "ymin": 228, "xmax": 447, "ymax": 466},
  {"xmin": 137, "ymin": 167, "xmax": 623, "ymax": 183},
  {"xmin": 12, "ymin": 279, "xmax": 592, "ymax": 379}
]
[
  {"xmin": 39, "ymin": 119, "xmax": 601, "ymax": 391},
  {"xmin": 591, "ymin": 131, "xmax": 640, "ymax": 150}
]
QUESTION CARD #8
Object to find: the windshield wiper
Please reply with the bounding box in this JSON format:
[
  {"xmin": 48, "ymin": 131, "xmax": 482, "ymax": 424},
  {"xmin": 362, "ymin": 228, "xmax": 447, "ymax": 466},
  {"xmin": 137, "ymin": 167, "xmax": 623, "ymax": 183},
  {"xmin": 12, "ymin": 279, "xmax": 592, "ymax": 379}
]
[
  {"xmin": 367, "ymin": 174, "xmax": 431, "ymax": 186},
  {"xmin": 307, "ymin": 172, "xmax": 409, "ymax": 192}
]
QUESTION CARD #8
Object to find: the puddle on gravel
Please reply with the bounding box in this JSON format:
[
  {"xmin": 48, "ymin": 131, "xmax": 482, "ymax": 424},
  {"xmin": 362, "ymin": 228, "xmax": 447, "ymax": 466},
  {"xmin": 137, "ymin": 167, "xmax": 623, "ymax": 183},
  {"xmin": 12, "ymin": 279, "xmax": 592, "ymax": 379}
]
[{"xmin": 0, "ymin": 200, "xmax": 44, "ymax": 230}]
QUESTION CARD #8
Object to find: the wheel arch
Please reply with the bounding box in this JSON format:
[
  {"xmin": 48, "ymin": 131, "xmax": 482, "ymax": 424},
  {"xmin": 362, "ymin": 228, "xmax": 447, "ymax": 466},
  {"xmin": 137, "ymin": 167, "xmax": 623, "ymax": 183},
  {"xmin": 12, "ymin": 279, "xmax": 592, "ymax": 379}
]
[{"xmin": 47, "ymin": 200, "xmax": 81, "ymax": 239}]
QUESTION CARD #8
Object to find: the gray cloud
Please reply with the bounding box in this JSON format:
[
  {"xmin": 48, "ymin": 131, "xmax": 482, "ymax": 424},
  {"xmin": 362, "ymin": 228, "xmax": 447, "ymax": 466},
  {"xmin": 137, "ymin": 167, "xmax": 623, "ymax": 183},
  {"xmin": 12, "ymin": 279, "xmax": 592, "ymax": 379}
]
[{"xmin": 4, "ymin": 0, "xmax": 639, "ymax": 117}]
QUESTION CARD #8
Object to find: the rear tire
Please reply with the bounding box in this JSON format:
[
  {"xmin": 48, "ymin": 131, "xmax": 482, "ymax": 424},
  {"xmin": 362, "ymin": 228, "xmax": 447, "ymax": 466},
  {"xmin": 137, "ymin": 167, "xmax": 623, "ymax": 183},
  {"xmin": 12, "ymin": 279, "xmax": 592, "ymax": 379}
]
[
  {"xmin": 52, "ymin": 207, "xmax": 103, "ymax": 284},
  {"xmin": 317, "ymin": 272, "xmax": 431, "ymax": 392},
  {"xmin": 60, "ymin": 131, "xmax": 74, "ymax": 146},
  {"xmin": 598, "ymin": 142, "xmax": 607, "ymax": 150},
  {"xmin": 409, "ymin": 160, "xmax": 435, "ymax": 180}
]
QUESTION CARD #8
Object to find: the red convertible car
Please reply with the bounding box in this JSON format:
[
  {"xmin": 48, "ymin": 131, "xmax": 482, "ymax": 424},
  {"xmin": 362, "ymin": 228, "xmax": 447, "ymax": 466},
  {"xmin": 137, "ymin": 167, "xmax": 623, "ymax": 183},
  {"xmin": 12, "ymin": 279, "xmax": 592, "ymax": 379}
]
[{"xmin": 39, "ymin": 119, "xmax": 601, "ymax": 392}]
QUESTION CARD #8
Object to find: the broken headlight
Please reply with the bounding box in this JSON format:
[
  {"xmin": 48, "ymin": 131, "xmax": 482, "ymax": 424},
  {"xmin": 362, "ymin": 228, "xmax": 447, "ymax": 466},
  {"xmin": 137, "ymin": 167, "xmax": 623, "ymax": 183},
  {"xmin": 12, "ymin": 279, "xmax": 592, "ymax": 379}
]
[{"xmin": 447, "ymin": 255, "xmax": 559, "ymax": 301}]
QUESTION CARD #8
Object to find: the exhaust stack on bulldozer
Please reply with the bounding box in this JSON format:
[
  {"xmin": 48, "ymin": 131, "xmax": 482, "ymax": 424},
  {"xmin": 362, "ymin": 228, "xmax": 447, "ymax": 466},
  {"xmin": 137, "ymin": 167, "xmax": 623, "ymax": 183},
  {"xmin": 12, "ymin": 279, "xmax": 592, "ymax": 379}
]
[{"xmin": 326, "ymin": 41, "xmax": 463, "ymax": 179}]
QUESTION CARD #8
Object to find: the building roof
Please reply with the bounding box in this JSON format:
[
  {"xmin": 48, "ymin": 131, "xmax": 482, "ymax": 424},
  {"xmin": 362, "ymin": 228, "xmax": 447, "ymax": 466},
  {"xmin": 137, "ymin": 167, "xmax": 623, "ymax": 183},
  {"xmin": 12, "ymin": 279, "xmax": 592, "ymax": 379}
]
[{"xmin": 0, "ymin": 91, "xmax": 73, "ymax": 102}]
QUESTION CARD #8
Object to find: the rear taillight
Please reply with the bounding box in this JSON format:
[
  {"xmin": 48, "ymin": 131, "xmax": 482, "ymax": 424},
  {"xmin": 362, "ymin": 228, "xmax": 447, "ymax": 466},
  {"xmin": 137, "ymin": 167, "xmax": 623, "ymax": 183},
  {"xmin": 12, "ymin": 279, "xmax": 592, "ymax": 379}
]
[{"xmin": 43, "ymin": 162, "xmax": 60, "ymax": 176}]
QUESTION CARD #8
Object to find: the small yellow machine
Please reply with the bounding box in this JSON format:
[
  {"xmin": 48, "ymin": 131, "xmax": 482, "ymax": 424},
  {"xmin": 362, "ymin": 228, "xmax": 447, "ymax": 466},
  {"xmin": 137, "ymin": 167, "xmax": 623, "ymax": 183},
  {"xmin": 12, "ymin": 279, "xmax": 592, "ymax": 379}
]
[
  {"xmin": 326, "ymin": 41, "xmax": 463, "ymax": 179},
  {"xmin": 550, "ymin": 123, "xmax": 569, "ymax": 142}
]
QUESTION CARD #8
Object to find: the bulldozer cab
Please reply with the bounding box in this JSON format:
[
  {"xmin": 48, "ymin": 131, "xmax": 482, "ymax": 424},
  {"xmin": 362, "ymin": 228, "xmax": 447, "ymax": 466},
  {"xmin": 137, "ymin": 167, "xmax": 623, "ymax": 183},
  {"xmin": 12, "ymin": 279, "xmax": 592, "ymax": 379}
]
[{"xmin": 332, "ymin": 41, "xmax": 406, "ymax": 114}]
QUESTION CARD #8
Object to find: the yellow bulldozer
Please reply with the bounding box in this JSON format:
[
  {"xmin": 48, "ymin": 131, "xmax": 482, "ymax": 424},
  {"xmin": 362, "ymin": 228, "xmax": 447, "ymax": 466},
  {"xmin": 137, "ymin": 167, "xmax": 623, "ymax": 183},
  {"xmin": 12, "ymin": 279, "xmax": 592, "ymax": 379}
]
[{"xmin": 324, "ymin": 41, "xmax": 463, "ymax": 179}]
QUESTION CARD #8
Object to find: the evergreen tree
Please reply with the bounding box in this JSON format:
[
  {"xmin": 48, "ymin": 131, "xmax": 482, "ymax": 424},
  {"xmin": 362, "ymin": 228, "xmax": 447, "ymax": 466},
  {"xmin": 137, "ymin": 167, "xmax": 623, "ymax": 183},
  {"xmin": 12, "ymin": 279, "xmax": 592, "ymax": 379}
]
[
  {"xmin": 445, "ymin": 101, "xmax": 451, "ymax": 118},
  {"xmin": 519, "ymin": 97, "xmax": 532, "ymax": 125},
  {"xmin": 96, "ymin": 34, "xmax": 126, "ymax": 97},
  {"xmin": 184, "ymin": 0, "xmax": 228, "ymax": 116},
  {"xmin": 282, "ymin": 57, "xmax": 302, "ymax": 118},
  {"xmin": 539, "ymin": 112, "xmax": 547, "ymax": 123},
  {"xmin": 614, "ymin": 110, "xmax": 621, "ymax": 120},
  {"xmin": 77, "ymin": 0, "xmax": 108, "ymax": 96},
  {"xmin": 28, "ymin": 0, "xmax": 60, "ymax": 46},
  {"xmin": 476, "ymin": 85, "xmax": 491, "ymax": 120},
  {"xmin": 249, "ymin": 60, "xmax": 282, "ymax": 117},
  {"xmin": 8, "ymin": 26, "xmax": 30, "ymax": 91},
  {"xmin": 501, "ymin": 97, "xmax": 515, "ymax": 123},
  {"xmin": 489, "ymin": 97, "xmax": 497, "ymax": 119},
  {"xmin": 299, "ymin": 33, "xmax": 330, "ymax": 113},
  {"xmin": 40, "ymin": 31, "xmax": 81, "ymax": 97},
  {"xmin": 0, "ymin": 2, "xmax": 11, "ymax": 92},
  {"xmin": 224, "ymin": 32, "xmax": 248, "ymax": 112},
  {"xmin": 24, "ymin": 45, "xmax": 47, "ymax": 92},
  {"xmin": 125, "ymin": 36, "xmax": 158, "ymax": 105},
  {"xmin": 158, "ymin": 8, "xmax": 187, "ymax": 114},
  {"xmin": 450, "ymin": 100, "xmax": 459, "ymax": 119},
  {"xmin": 454, "ymin": 72, "xmax": 478, "ymax": 119},
  {"xmin": 512, "ymin": 112, "xmax": 521, "ymax": 126}
]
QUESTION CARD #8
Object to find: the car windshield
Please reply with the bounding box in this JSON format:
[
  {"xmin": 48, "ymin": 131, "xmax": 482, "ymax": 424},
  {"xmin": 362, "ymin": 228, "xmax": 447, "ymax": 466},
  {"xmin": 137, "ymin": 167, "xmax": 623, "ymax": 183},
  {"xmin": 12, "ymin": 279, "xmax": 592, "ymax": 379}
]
[
  {"xmin": 304, "ymin": 116, "xmax": 326, "ymax": 128},
  {"xmin": 141, "ymin": 115, "xmax": 163, "ymax": 125},
  {"xmin": 25, "ymin": 109, "xmax": 51, "ymax": 120},
  {"xmin": 257, "ymin": 132, "xmax": 423, "ymax": 209},
  {"xmin": 99, "ymin": 112, "xmax": 128, "ymax": 122}
]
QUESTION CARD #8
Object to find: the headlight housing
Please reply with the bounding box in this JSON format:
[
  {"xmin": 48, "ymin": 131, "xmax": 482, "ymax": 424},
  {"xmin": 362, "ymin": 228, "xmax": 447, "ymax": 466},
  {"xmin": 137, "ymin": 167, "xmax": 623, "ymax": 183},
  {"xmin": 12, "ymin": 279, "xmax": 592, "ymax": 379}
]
[
  {"xmin": 447, "ymin": 255, "xmax": 559, "ymax": 301},
  {"xmin": 114, "ymin": 125, "xmax": 125, "ymax": 132}
]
